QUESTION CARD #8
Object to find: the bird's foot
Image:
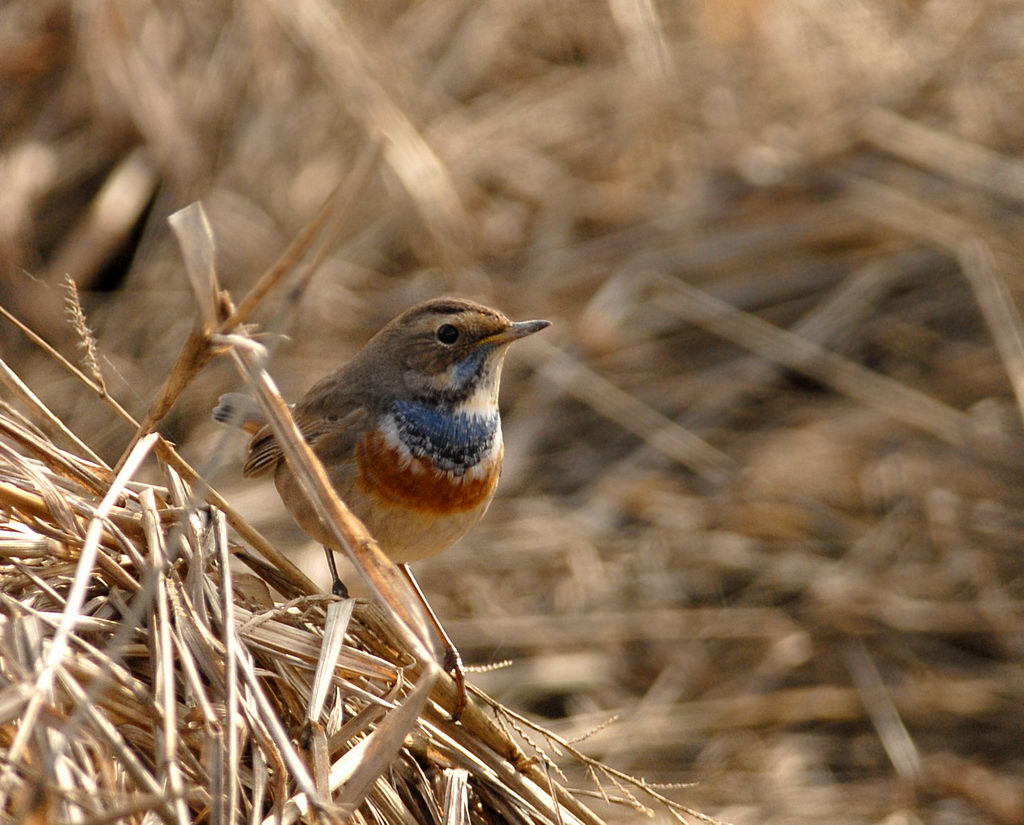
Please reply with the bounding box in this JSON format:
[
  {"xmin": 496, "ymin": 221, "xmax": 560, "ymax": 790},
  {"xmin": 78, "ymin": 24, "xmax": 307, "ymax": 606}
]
[{"xmin": 323, "ymin": 546, "xmax": 350, "ymax": 599}]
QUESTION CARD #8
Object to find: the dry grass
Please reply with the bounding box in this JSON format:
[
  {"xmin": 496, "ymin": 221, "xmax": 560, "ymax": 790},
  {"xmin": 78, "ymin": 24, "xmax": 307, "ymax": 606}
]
[
  {"xmin": 3, "ymin": 1, "xmax": 1024, "ymax": 823},
  {"xmin": 0, "ymin": 204, "xmax": 707, "ymax": 824}
]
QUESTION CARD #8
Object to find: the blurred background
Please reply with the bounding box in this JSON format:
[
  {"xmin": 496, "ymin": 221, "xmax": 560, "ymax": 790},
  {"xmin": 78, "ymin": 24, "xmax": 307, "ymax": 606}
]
[{"xmin": 3, "ymin": 1, "xmax": 1024, "ymax": 822}]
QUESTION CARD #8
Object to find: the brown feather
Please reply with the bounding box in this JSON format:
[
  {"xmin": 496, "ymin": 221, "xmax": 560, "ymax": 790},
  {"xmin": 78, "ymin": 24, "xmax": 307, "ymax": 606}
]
[{"xmin": 242, "ymin": 405, "xmax": 365, "ymax": 478}]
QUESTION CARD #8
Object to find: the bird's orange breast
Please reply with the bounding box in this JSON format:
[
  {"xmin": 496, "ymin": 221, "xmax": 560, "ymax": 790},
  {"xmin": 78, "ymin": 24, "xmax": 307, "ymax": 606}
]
[{"xmin": 355, "ymin": 429, "xmax": 501, "ymax": 514}]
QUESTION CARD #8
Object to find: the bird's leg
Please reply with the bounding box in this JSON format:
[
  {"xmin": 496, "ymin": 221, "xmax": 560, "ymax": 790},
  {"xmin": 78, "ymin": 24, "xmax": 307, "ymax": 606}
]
[
  {"xmin": 399, "ymin": 563, "xmax": 467, "ymax": 722},
  {"xmin": 323, "ymin": 546, "xmax": 349, "ymax": 599}
]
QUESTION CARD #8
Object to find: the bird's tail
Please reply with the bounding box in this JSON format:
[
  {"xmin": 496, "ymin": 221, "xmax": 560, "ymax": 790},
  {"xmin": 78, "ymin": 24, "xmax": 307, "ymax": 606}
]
[{"xmin": 212, "ymin": 392, "xmax": 265, "ymax": 435}]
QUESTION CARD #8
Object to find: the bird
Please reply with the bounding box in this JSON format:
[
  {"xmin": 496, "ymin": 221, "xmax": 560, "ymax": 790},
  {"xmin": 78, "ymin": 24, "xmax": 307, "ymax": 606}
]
[{"xmin": 213, "ymin": 297, "xmax": 550, "ymax": 718}]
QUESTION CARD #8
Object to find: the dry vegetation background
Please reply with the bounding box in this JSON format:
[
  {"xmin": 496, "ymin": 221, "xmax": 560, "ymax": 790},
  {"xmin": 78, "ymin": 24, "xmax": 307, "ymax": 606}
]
[{"xmin": 3, "ymin": 0, "xmax": 1024, "ymax": 823}]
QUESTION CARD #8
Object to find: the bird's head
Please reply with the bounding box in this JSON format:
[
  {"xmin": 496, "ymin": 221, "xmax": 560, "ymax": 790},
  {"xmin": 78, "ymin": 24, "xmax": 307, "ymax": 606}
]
[{"xmin": 368, "ymin": 297, "xmax": 549, "ymax": 409}]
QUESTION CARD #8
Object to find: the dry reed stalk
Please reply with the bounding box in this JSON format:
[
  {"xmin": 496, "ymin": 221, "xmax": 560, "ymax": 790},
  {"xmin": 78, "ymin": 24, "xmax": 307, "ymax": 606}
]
[{"xmin": 652, "ymin": 275, "xmax": 974, "ymax": 448}]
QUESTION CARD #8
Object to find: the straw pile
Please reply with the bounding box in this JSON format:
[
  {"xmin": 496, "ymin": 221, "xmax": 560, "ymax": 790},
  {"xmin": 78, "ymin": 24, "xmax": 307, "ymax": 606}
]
[
  {"xmin": 4, "ymin": 1, "xmax": 1024, "ymax": 823},
  {"xmin": 0, "ymin": 208, "xmax": 708, "ymax": 823}
]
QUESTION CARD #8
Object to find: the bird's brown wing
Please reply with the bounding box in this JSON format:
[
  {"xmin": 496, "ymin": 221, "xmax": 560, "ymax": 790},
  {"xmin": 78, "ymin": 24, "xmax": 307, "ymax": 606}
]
[{"xmin": 241, "ymin": 402, "xmax": 368, "ymax": 479}]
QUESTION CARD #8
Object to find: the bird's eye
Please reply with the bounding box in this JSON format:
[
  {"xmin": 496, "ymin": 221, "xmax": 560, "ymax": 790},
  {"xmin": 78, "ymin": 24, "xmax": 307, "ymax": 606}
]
[{"xmin": 436, "ymin": 324, "xmax": 460, "ymax": 344}]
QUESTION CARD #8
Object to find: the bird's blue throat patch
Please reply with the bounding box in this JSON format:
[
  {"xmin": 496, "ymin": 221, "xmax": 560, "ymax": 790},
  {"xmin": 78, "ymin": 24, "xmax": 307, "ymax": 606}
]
[
  {"xmin": 391, "ymin": 399, "xmax": 499, "ymax": 475},
  {"xmin": 452, "ymin": 346, "xmax": 490, "ymax": 386}
]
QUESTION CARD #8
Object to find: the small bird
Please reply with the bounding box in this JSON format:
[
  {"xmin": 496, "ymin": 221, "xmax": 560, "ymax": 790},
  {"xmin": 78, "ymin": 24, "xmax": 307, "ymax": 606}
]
[{"xmin": 214, "ymin": 297, "xmax": 549, "ymax": 716}]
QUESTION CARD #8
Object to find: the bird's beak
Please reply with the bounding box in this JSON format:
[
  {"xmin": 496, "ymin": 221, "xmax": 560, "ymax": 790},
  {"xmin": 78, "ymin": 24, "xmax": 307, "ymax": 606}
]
[{"xmin": 482, "ymin": 319, "xmax": 551, "ymax": 346}]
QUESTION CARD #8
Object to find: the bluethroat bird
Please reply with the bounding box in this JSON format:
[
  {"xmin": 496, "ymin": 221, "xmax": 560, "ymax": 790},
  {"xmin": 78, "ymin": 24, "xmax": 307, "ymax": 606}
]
[{"xmin": 214, "ymin": 297, "xmax": 549, "ymax": 716}]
